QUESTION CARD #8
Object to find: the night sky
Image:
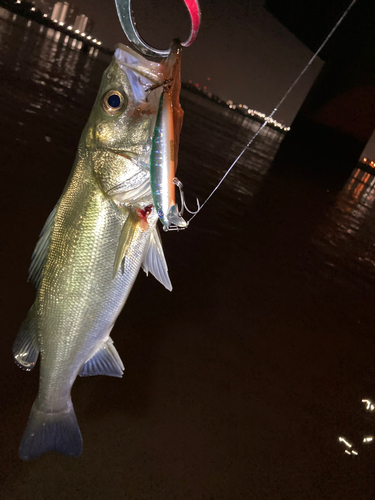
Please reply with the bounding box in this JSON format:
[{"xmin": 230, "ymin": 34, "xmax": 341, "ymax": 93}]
[{"xmin": 70, "ymin": 0, "xmax": 324, "ymax": 126}]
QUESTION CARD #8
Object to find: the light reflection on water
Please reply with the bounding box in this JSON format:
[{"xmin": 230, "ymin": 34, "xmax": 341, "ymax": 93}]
[
  {"xmin": 0, "ymin": 9, "xmax": 112, "ymax": 208},
  {"xmin": 0, "ymin": 8, "xmax": 102, "ymax": 119},
  {"xmin": 312, "ymin": 168, "xmax": 375, "ymax": 288},
  {"xmin": 179, "ymin": 91, "xmax": 285, "ymax": 238},
  {"xmin": 338, "ymin": 399, "xmax": 375, "ymax": 457}
]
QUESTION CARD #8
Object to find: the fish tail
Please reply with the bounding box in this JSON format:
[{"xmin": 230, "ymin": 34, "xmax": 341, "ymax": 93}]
[{"xmin": 19, "ymin": 398, "xmax": 82, "ymax": 461}]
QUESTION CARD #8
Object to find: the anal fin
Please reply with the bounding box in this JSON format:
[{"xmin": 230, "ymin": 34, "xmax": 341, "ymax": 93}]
[{"xmin": 79, "ymin": 338, "xmax": 124, "ymax": 378}]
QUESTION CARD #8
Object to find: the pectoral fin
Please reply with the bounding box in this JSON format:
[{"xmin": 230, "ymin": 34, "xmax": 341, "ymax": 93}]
[
  {"xmin": 109, "ymin": 178, "xmax": 151, "ymax": 205},
  {"xmin": 113, "ymin": 211, "xmax": 139, "ymax": 278},
  {"xmin": 142, "ymin": 228, "xmax": 172, "ymax": 291},
  {"xmin": 79, "ymin": 338, "xmax": 124, "ymax": 378}
]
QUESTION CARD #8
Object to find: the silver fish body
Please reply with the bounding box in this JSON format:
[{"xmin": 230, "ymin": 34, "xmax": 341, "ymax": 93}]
[{"xmin": 13, "ymin": 44, "xmax": 172, "ymax": 460}]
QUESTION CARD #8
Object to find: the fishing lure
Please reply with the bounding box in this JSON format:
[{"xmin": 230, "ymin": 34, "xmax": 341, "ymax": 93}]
[{"xmin": 150, "ymin": 41, "xmax": 188, "ymax": 230}]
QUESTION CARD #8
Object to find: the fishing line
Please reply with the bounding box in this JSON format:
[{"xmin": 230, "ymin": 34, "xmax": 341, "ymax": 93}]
[{"xmin": 187, "ymin": 0, "xmax": 358, "ymax": 224}]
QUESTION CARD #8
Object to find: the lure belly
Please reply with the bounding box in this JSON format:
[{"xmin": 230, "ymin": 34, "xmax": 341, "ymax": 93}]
[
  {"xmin": 150, "ymin": 88, "xmax": 187, "ymax": 229},
  {"xmin": 150, "ymin": 40, "xmax": 187, "ymax": 231}
]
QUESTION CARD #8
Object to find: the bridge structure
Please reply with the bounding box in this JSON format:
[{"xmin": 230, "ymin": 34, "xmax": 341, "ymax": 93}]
[{"xmin": 265, "ymin": 0, "xmax": 375, "ymax": 182}]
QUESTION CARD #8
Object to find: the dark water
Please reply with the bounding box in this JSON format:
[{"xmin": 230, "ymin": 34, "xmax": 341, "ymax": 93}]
[{"xmin": 2, "ymin": 11, "xmax": 375, "ymax": 499}]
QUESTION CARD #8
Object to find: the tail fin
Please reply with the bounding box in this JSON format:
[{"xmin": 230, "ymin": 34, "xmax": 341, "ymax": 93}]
[{"xmin": 19, "ymin": 398, "xmax": 82, "ymax": 461}]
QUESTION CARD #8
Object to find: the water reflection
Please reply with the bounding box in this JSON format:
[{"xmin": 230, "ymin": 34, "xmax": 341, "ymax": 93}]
[
  {"xmin": 311, "ymin": 167, "xmax": 375, "ymax": 287},
  {"xmin": 0, "ymin": 7, "xmax": 10, "ymax": 21},
  {"xmin": 338, "ymin": 436, "xmax": 353, "ymax": 448},
  {"xmin": 362, "ymin": 398, "xmax": 375, "ymax": 411},
  {"xmin": 338, "ymin": 399, "xmax": 375, "ymax": 457},
  {"xmin": 179, "ymin": 90, "xmax": 286, "ymax": 237},
  {"xmin": 0, "ymin": 9, "xmax": 102, "ymax": 118},
  {"xmin": 0, "ymin": 10, "xmax": 109, "ymax": 170},
  {"xmin": 0, "ymin": 8, "xmax": 14, "ymax": 49}
]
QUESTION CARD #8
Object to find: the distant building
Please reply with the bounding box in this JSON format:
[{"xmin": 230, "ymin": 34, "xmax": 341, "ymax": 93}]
[
  {"xmin": 32, "ymin": 1, "xmax": 94, "ymax": 35},
  {"xmin": 22, "ymin": 0, "xmax": 94, "ymax": 35},
  {"xmin": 51, "ymin": 1, "xmax": 69, "ymax": 23},
  {"xmin": 73, "ymin": 13, "xmax": 87, "ymax": 33}
]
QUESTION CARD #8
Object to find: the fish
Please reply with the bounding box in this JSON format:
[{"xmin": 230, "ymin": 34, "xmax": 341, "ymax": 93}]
[{"xmin": 13, "ymin": 43, "xmax": 174, "ymax": 461}]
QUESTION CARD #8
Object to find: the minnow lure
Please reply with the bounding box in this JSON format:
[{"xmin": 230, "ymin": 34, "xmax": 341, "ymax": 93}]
[{"xmin": 150, "ymin": 41, "xmax": 188, "ymax": 230}]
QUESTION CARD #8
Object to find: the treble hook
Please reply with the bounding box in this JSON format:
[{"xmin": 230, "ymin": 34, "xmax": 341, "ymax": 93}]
[
  {"xmin": 160, "ymin": 178, "xmax": 199, "ymax": 232},
  {"xmin": 173, "ymin": 177, "xmax": 200, "ymax": 216},
  {"xmin": 114, "ymin": 0, "xmax": 201, "ymax": 57}
]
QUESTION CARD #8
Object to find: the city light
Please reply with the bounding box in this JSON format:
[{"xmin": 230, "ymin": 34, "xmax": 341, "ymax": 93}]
[
  {"xmin": 223, "ymin": 102, "xmax": 290, "ymax": 131},
  {"xmin": 362, "ymin": 399, "xmax": 375, "ymax": 410},
  {"xmin": 12, "ymin": 1, "xmax": 100, "ymax": 51},
  {"xmin": 338, "ymin": 436, "xmax": 352, "ymax": 448}
]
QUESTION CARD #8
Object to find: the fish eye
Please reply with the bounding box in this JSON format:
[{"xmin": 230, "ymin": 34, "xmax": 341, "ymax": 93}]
[{"xmin": 102, "ymin": 90, "xmax": 126, "ymax": 116}]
